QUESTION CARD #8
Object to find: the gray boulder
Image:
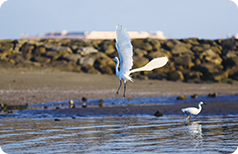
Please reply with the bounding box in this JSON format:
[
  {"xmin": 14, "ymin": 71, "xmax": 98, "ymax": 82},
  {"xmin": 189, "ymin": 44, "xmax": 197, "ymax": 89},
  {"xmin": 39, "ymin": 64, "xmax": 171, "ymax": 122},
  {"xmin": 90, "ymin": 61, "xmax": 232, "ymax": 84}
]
[
  {"xmin": 143, "ymin": 42, "xmax": 153, "ymax": 51},
  {"xmin": 173, "ymin": 55, "xmax": 194, "ymax": 69},
  {"xmin": 78, "ymin": 52, "xmax": 110, "ymax": 68},
  {"xmin": 104, "ymin": 44, "xmax": 116, "ymax": 55},
  {"xmin": 134, "ymin": 48, "xmax": 147, "ymax": 58},
  {"xmin": 133, "ymin": 56, "xmax": 149, "ymax": 68},
  {"xmin": 164, "ymin": 40, "xmax": 174, "ymax": 50},
  {"xmin": 131, "ymin": 39, "xmax": 153, "ymax": 51},
  {"xmin": 149, "ymin": 39, "xmax": 161, "ymax": 50},
  {"xmin": 171, "ymin": 44, "xmax": 193, "ymax": 57},
  {"xmin": 76, "ymin": 47, "xmax": 98, "ymax": 56},
  {"xmin": 222, "ymin": 51, "xmax": 238, "ymax": 67},
  {"xmin": 0, "ymin": 42, "xmax": 14, "ymax": 53},
  {"xmin": 182, "ymin": 70, "xmax": 202, "ymax": 82},
  {"xmin": 94, "ymin": 58, "xmax": 114, "ymax": 70},
  {"xmin": 225, "ymin": 51, "xmax": 238, "ymax": 58},
  {"xmin": 31, "ymin": 56, "xmax": 51, "ymax": 63},
  {"xmin": 191, "ymin": 63, "xmax": 223, "ymax": 79},
  {"xmin": 211, "ymin": 71, "xmax": 229, "ymax": 82},
  {"xmin": 33, "ymin": 46, "xmax": 46, "ymax": 55},
  {"xmin": 20, "ymin": 43, "xmax": 35, "ymax": 54},
  {"xmin": 81, "ymin": 65, "xmax": 101, "ymax": 74},
  {"xmin": 99, "ymin": 66, "xmax": 114, "ymax": 74},
  {"xmin": 60, "ymin": 53, "xmax": 81, "ymax": 63},
  {"xmin": 78, "ymin": 56, "xmax": 95, "ymax": 66},
  {"xmin": 221, "ymin": 39, "xmax": 236, "ymax": 54},
  {"xmin": 99, "ymin": 40, "xmax": 115, "ymax": 51},
  {"xmin": 50, "ymin": 46, "xmax": 72, "ymax": 54},
  {"xmin": 9, "ymin": 54, "xmax": 24, "ymax": 64},
  {"xmin": 154, "ymin": 62, "xmax": 176, "ymax": 74},
  {"xmin": 169, "ymin": 70, "xmax": 184, "ymax": 81},
  {"xmin": 180, "ymin": 38, "xmax": 199, "ymax": 45},
  {"xmin": 210, "ymin": 46, "xmax": 222, "ymax": 54},
  {"xmin": 223, "ymin": 57, "xmax": 238, "ymax": 67},
  {"xmin": 199, "ymin": 49, "xmax": 222, "ymax": 65},
  {"xmin": 191, "ymin": 44, "xmax": 210, "ymax": 53},
  {"xmin": 43, "ymin": 43, "xmax": 61, "ymax": 49},
  {"xmin": 43, "ymin": 51, "xmax": 61, "ymax": 61},
  {"xmin": 147, "ymin": 50, "xmax": 171, "ymax": 60},
  {"xmin": 227, "ymin": 66, "xmax": 238, "ymax": 80}
]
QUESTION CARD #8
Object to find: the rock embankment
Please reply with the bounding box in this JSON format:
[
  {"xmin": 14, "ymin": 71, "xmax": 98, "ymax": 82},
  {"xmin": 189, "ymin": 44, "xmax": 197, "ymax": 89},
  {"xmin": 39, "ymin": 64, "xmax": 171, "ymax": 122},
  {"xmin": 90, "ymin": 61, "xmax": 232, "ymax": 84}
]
[{"xmin": 0, "ymin": 38, "xmax": 238, "ymax": 83}]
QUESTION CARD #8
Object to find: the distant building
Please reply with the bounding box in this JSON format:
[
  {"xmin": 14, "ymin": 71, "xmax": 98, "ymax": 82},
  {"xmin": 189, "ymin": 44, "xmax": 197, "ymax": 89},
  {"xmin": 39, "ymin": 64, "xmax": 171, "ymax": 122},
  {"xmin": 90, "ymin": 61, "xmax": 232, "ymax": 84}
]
[
  {"xmin": 21, "ymin": 30, "xmax": 166, "ymax": 39},
  {"xmin": 44, "ymin": 30, "xmax": 85, "ymax": 39},
  {"xmin": 83, "ymin": 31, "xmax": 166, "ymax": 39},
  {"xmin": 212, "ymin": 33, "xmax": 238, "ymax": 39},
  {"xmin": 227, "ymin": 33, "xmax": 238, "ymax": 39}
]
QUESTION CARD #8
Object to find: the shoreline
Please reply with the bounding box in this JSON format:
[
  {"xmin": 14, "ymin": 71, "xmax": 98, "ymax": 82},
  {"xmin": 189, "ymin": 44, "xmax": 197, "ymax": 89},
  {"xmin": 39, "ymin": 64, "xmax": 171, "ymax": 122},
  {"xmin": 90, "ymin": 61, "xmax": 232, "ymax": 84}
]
[
  {"xmin": 3, "ymin": 100, "xmax": 238, "ymax": 118},
  {"xmin": 0, "ymin": 70, "xmax": 237, "ymax": 117}
]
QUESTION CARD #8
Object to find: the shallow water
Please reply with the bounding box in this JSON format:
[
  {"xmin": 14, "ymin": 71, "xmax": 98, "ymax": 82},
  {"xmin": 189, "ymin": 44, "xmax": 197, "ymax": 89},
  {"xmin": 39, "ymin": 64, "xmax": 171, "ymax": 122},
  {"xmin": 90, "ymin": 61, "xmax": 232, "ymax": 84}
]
[
  {"xmin": 1, "ymin": 115, "xmax": 238, "ymax": 154},
  {"xmin": 29, "ymin": 94, "xmax": 238, "ymax": 109}
]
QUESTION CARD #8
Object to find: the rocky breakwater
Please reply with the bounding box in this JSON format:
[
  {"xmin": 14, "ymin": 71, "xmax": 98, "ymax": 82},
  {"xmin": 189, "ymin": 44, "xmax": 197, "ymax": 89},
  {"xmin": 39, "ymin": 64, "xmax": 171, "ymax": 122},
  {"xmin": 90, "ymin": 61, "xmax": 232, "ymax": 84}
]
[{"xmin": 0, "ymin": 38, "xmax": 238, "ymax": 83}]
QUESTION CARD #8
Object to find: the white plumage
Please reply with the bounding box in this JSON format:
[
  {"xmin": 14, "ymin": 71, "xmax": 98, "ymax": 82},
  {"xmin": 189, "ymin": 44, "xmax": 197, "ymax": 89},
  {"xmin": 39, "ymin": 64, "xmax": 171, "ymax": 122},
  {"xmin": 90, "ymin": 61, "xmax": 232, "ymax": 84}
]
[
  {"xmin": 182, "ymin": 101, "xmax": 204, "ymax": 120},
  {"xmin": 113, "ymin": 25, "xmax": 168, "ymax": 97}
]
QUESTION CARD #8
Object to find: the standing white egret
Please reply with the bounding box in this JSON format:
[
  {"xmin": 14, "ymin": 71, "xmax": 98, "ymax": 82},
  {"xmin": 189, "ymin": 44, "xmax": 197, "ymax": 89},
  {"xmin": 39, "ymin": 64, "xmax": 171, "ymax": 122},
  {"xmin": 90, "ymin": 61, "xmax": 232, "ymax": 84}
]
[
  {"xmin": 113, "ymin": 25, "xmax": 168, "ymax": 97},
  {"xmin": 182, "ymin": 101, "xmax": 204, "ymax": 120}
]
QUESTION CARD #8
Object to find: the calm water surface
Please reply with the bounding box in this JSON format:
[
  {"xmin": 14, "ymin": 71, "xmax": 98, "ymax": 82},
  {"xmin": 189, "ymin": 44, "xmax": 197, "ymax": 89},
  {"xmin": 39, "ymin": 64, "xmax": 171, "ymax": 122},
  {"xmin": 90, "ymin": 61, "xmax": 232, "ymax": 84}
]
[{"xmin": 1, "ymin": 115, "xmax": 238, "ymax": 154}]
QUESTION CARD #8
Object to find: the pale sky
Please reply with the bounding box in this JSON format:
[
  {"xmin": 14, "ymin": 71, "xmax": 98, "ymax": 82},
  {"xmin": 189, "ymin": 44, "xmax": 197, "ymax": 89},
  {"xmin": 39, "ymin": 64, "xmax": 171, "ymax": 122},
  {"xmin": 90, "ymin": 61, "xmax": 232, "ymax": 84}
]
[{"xmin": 0, "ymin": 0, "xmax": 237, "ymax": 39}]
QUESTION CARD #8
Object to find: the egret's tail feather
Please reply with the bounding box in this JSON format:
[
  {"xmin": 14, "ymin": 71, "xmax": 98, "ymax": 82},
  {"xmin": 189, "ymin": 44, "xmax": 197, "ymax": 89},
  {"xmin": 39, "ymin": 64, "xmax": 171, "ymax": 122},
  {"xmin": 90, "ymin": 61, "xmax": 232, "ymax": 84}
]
[{"xmin": 130, "ymin": 57, "xmax": 168, "ymax": 74}]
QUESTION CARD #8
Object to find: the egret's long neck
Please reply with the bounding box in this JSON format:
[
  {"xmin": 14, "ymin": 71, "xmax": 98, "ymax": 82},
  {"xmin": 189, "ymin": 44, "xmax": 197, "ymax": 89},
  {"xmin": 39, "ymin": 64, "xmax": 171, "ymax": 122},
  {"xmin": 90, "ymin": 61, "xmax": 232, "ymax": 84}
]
[
  {"xmin": 198, "ymin": 104, "xmax": 202, "ymax": 112},
  {"xmin": 115, "ymin": 58, "xmax": 119, "ymax": 77}
]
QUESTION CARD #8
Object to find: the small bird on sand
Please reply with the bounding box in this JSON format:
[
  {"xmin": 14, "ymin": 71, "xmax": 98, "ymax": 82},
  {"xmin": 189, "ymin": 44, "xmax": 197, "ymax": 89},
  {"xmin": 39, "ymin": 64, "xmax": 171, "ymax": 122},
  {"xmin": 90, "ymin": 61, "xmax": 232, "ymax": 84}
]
[
  {"xmin": 182, "ymin": 101, "xmax": 204, "ymax": 120},
  {"xmin": 114, "ymin": 25, "xmax": 168, "ymax": 97}
]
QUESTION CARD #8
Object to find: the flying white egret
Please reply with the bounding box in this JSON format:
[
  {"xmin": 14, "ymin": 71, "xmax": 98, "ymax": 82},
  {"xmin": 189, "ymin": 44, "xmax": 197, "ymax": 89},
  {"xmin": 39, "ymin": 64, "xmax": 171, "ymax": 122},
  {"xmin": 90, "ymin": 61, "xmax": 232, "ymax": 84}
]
[
  {"xmin": 0, "ymin": 0, "xmax": 8, "ymax": 9},
  {"xmin": 182, "ymin": 101, "xmax": 204, "ymax": 120},
  {"xmin": 113, "ymin": 25, "xmax": 168, "ymax": 97}
]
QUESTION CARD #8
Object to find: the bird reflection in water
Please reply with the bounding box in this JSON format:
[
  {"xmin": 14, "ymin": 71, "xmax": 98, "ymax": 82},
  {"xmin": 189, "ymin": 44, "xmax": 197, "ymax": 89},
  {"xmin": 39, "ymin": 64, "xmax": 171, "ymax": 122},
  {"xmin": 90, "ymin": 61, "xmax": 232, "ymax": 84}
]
[{"xmin": 186, "ymin": 121, "xmax": 203, "ymax": 148}]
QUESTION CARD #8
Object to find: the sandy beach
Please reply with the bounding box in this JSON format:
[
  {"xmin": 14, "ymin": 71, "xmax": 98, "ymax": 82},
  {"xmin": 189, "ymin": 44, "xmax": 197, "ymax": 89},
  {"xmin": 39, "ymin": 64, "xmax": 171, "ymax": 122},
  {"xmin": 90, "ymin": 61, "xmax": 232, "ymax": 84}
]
[{"xmin": 0, "ymin": 68, "xmax": 238, "ymax": 116}]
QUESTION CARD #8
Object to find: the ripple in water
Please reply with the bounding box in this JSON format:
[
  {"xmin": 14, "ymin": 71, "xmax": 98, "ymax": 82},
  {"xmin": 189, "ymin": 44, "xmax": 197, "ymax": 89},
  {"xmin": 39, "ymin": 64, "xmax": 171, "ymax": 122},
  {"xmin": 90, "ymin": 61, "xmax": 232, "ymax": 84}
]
[{"xmin": 0, "ymin": 115, "xmax": 238, "ymax": 154}]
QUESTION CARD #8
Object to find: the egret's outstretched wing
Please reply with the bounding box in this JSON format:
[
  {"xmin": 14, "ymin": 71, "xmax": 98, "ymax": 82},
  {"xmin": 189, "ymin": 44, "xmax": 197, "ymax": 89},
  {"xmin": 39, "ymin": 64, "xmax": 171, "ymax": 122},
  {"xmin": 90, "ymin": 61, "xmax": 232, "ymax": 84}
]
[
  {"xmin": 130, "ymin": 57, "xmax": 168, "ymax": 74},
  {"xmin": 115, "ymin": 25, "xmax": 133, "ymax": 74}
]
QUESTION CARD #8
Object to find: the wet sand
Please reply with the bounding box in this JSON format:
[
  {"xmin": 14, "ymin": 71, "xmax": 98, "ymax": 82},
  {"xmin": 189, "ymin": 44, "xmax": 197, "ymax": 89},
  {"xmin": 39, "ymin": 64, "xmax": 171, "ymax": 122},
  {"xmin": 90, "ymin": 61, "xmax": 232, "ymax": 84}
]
[{"xmin": 0, "ymin": 68, "xmax": 238, "ymax": 116}]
